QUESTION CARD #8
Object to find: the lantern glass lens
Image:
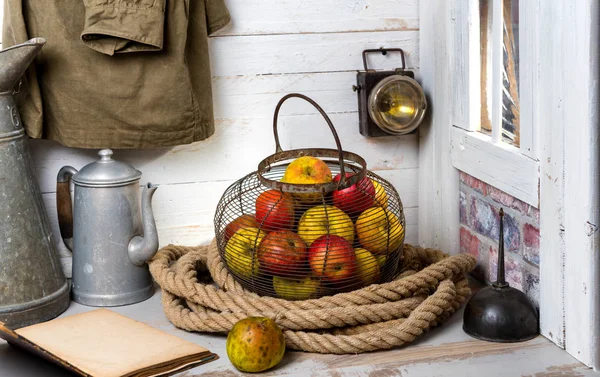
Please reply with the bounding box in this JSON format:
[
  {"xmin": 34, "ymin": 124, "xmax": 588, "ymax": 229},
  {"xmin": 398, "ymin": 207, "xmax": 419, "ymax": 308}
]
[{"xmin": 368, "ymin": 75, "xmax": 427, "ymax": 135}]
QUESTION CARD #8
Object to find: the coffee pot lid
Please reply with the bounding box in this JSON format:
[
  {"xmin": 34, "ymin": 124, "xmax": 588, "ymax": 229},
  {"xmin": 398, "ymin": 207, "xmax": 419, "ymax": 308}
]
[{"xmin": 72, "ymin": 149, "xmax": 142, "ymax": 187}]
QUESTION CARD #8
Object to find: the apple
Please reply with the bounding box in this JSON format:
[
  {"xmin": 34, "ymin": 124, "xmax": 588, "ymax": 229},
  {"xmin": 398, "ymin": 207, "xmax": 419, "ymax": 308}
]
[
  {"xmin": 273, "ymin": 275, "xmax": 320, "ymax": 300},
  {"xmin": 255, "ymin": 190, "xmax": 295, "ymax": 232},
  {"xmin": 297, "ymin": 204, "xmax": 355, "ymax": 246},
  {"xmin": 332, "ymin": 173, "xmax": 376, "ymax": 216},
  {"xmin": 356, "ymin": 207, "xmax": 404, "ymax": 255},
  {"xmin": 376, "ymin": 254, "xmax": 387, "ymax": 269},
  {"xmin": 224, "ymin": 227, "xmax": 266, "ymax": 278},
  {"xmin": 354, "ymin": 248, "xmax": 381, "ymax": 286},
  {"xmin": 257, "ymin": 230, "xmax": 308, "ymax": 277},
  {"xmin": 281, "ymin": 156, "xmax": 332, "ymax": 203},
  {"xmin": 224, "ymin": 214, "xmax": 259, "ymax": 243},
  {"xmin": 308, "ymin": 235, "xmax": 356, "ymax": 282},
  {"xmin": 226, "ymin": 317, "xmax": 285, "ymax": 373},
  {"xmin": 371, "ymin": 179, "xmax": 389, "ymax": 209},
  {"xmin": 281, "ymin": 156, "xmax": 332, "ymax": 184}
]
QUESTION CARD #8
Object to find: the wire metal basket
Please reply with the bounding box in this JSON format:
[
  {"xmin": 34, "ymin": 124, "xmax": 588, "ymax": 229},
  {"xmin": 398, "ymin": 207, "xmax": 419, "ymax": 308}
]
[{"xmin": 214, "ymin": 93, "xmax": 406, "ymax": 300}]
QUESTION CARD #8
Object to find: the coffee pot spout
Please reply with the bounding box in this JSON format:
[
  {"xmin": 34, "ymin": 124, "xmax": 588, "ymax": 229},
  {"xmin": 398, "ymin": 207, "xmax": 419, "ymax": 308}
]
[{"xmin": 128, "ymin": 183, "xmax": 159, "ymax": 267}]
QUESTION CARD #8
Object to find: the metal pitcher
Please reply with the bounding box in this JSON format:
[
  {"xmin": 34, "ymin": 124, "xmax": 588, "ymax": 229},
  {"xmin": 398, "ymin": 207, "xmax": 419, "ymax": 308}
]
[
  {"xmin": 57, "ymin": 150, "xmax": 159, "ymax": 307},
  {"xmin": 0, "ymin": 38, "xmax": 70, "ymax": 328}
]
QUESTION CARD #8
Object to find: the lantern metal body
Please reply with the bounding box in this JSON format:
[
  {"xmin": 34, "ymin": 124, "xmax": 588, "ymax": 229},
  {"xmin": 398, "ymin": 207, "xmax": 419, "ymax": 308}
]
[{"xmin": 355, "ymin": 48, "xmax": 427, "ymax": 137}]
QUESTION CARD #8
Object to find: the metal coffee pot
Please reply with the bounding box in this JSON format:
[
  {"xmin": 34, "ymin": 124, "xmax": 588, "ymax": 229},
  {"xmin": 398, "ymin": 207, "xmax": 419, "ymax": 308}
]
[
  {"xmin": 0, "ymin": 38, "xmax": 70, "ymax": 328},
  {"xmin": 56, "ymin": 150, "xmax": 159, "ymax": 307}
]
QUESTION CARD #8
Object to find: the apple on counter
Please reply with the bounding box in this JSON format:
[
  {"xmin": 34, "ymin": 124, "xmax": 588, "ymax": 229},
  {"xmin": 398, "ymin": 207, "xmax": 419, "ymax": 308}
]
[
  {"xmin": 226, "ymin": 317, "xmax": 285, "ymax": 373},
  {"xmin": 257, "ymin": 230, "xmax": 308, "ymax": 277},
  {"xmin": 297, "ymin": 204, "xmax": 355, "ymax": 246},
  {"xmin": 225, "ymin": 227, "xmax": 267, "ymax": 278},
  {"xmin": 356, "ymin": 207, "xmax": 404, "ymax": 255},
  {"xmin": 332, "ymin": 173, "xmax": 376, "ymax": 216},
  {"xmin": 255, "ymin": 190, "xmax": 296, "ymax": 232},
  {"xmin": 308, "ymin": 234, "xmax": 357, "ymax": 282}
]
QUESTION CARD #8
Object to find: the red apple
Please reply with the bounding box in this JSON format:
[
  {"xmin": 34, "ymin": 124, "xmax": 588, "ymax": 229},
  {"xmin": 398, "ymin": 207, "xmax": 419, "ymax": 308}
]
[
  {"xmin": 257, "ymin": 230, "xmax": 308, "ymax": 277},
  {"xmin": 255, "ymin": 190, "xmax": 295, "ymax": 232},
  {"xmin": 332, "ymin": 173, "xmax": 376, "ymax": 216},
  {"xmin": 224, "ymin": 214, "xmax": 259, "ymax": 243},
  {"xmin": 308, "ymin": 235, "xmax": 356, "ymax": 282}
]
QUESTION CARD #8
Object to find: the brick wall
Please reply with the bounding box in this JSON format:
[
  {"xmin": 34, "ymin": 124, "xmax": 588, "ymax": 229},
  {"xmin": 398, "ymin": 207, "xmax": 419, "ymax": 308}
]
[{"xmin": 459, "ymin": 172, "xmax": 540, "ymax": 306}]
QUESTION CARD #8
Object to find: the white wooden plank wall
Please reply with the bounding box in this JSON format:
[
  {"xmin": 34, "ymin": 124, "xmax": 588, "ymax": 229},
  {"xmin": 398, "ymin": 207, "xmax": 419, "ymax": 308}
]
[{"xmin": 0, "ymin": 0, "xmax": 421, "ymax": 276}]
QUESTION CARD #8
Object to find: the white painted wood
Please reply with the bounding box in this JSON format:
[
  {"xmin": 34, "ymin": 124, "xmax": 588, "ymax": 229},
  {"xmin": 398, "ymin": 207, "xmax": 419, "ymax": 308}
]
[
  {"xmin": 559, "ymin": 0, "xmax": 600, "ymax": 369},
  {"xmin": 214, "ymin": 0, "xmax": 419, "ymax": 36},
  {"xmin": 449, "ymin": 126, "xmax": 539, "ymax": 207},
  {"xmin": 212, "ymin": 72, "xmax": 360, "ymax": 119},
  {"xmin": 209, "ymin": 31, "xmax": 419, "ymax": 76},
  {"xmin": 490, "ymin": 0, "xmax": 502, "ymax": 144},
  {"xmin": 447, "ymin": 0, "xmax": 541, "ymax": 212},
  {"xmin": 537, "ymin": 0, "xmax": 600, "ymax": 368},
  {"xmin": 418, "ymin": 0, "xmax": 461, "ymax": 252},
  {"xmin": 448, "ymin": 0, "xmax": 480, "ymax": 132},
  {"xmin": 518, "ymin": 0, "xmax": 540, "ymax": 159},
  {"xmin": 29, "ymin": 113, "xmax": 419, "ymax": 194}
]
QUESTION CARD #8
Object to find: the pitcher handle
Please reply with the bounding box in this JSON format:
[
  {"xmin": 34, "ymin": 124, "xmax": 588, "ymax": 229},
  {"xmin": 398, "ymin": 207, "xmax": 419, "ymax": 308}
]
[{"xmin": 56, "ymin": 166, "xmax": 78, "ymax": 252}]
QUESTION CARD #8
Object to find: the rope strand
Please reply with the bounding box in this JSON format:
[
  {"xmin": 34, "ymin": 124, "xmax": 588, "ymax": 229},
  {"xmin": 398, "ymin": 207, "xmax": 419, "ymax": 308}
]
[{"xmin": 149, "ymin": 239, "xmax": 476, "ymax": 354}]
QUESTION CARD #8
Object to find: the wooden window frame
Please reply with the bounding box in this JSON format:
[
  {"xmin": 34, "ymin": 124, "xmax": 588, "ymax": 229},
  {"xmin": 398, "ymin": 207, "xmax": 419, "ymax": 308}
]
[
  {"xmin": 448, "ymin": 0, "xmax": 539, "ymax": 207},
  {"xmin": 421, "ymin": 0, "xmax": 599, "ymax": 369}
]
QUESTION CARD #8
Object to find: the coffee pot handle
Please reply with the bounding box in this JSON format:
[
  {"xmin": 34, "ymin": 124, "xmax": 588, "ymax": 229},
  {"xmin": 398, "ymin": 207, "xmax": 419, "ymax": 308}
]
[{"xmin": 56, "ymin": 166, "xmax": 78, "ymax": 252}]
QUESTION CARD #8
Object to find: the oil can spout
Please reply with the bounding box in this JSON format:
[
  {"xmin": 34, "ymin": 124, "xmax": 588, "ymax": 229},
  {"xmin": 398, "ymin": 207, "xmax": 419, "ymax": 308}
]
[
  {"xmin": 0, "ymin": 38, "xmax": 46, "ymax": 93},
  {"xmin": 128, "ymin": 183, "xmax": 159, "ymax": 267}
]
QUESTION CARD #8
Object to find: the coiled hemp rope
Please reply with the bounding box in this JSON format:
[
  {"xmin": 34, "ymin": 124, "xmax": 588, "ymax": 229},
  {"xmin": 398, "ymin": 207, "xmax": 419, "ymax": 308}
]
[{"xmin": 149, "ymin": 239, "xmax": 476, "ymax": 354}]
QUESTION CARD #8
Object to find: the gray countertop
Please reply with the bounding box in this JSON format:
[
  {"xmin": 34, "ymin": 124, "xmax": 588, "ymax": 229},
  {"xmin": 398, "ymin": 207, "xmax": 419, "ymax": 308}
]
[{"xmin": 1, "ymin": 285, "xmax": 597, "ymax": 377}]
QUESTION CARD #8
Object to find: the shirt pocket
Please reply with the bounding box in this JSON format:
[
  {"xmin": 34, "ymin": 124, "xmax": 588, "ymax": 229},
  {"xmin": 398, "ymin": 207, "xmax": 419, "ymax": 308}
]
[{"xmin": 80, "ymin": 0, "xmax": 167, "ymax": 56}]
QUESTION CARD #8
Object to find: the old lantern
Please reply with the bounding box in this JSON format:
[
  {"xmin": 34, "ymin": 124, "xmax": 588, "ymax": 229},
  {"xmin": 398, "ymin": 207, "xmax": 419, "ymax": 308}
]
[{"xmin": 354, "ymin": 48, "xmax": 427, "ymax": 137}]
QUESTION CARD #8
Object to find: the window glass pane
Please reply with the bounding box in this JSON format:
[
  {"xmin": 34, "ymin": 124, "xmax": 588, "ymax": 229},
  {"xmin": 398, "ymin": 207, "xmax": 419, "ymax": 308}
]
[
  {"xmin": 479, "ymin": 0, "xmax": 492, "ymax": 134},
  {"xmin": 479, "ymin": 0, "xmax": 520, "ymax": 146},
  {"xmin": 502, "ymin": 0, "xmax": 520, "ymax": 146}
]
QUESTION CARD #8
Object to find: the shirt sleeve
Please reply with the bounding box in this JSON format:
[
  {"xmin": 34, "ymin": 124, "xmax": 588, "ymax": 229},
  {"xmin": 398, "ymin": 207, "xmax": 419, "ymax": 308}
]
[
  {"xmin": 205, "ymin": 0, "xmax": 231, "ymax": 36},
  {"xmin": 80, "ymin": 0, "xmax": 166, "ymax": 55}
]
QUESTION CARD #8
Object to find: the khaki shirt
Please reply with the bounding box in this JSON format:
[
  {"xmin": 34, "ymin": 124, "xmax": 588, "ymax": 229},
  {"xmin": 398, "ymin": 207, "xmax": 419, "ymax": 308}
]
[{"xmin": 2, "ymin": 0, "xmax": 230, "ymax": 149}]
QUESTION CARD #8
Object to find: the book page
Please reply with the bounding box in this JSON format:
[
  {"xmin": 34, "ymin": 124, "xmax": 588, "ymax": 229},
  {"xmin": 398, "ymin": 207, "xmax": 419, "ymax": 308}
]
[{"xmin": 15, "ymin": 309, "xmax": 211, "ymax": 377}]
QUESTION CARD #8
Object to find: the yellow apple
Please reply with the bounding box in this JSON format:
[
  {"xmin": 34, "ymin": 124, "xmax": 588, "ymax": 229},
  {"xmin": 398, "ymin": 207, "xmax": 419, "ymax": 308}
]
[
  {"xmin": 281, "ymin": 156, "xmax": 332, "ymax": 203},
  {"xmin": 282, "ymin": 156, "xmax": 332, "ymax": 184},
  {"xmin": 273, "ymin": 276, "xmax": 320, "ymax": 300},
  {"xmin": 376, "ymin": 254, "xmax": 387, "ymax": 269},
  {"xmin": 224, "ymin": 227, "xmax": 266, "ymax": 278},
  {"xmin": 356, "ymin": 207, "xmax": 404, "ymax": 255},
  {"xmin": 371, "ymin": 179, "xmax": 388, "ymax": 209},
  {"xmin": 354, "ymin": 248, "xmax": 380, "ymax": 286},
  {"xmin": 297, "ymin": 204, "xmax": 355, "ymax": 246}
]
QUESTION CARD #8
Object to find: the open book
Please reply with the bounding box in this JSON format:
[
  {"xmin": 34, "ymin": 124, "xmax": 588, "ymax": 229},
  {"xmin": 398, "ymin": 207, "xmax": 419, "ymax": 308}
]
[{"xmin": 0, "ymin": 309, "xmax": 218, "ymax": 377}]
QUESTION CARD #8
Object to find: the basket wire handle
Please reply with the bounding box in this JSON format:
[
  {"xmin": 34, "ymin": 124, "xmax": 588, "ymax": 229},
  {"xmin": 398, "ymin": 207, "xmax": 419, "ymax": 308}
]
[{"xmin": 272, "ymin": 93, "xmax": 348, "ymax": 187}]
